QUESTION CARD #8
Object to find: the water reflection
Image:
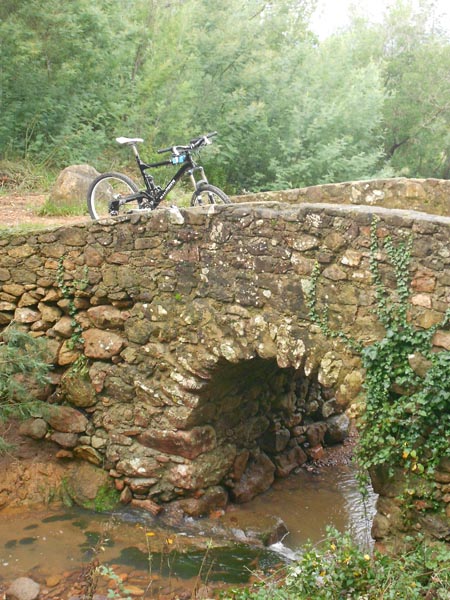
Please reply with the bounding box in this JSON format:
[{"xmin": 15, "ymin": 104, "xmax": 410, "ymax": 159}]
[{"xmin": 0, "ymin": 464, "xmax": 377, "ymax": 585}]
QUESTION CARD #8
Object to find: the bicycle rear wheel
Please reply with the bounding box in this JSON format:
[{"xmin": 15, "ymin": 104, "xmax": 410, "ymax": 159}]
[
  {"xmin": 87, "ymin": 172, "xmax": 139, "ymax": 220},
  {"xmin": 191, "ymin": 183, "xmax": 230, "ymax": 207}
]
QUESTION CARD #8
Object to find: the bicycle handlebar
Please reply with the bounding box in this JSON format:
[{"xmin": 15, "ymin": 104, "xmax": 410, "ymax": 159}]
[{"xmin": 157, "ymin": 131, "xmax": 218, "ymax": 155}]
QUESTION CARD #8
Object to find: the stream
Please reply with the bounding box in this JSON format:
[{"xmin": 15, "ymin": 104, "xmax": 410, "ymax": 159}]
[{"xmin": 0, "ymin": 464, "xmax": 377, "ymax": 595}]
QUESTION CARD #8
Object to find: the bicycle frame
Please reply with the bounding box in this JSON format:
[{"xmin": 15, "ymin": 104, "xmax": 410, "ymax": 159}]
[{"xmin": 127, "ymin": 145, "xmax": 209, "ymax": 209}]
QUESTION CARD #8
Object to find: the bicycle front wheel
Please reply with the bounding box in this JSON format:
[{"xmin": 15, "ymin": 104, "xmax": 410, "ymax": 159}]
[
  {"xmin": 191, "ymin": 183, "xmax": 230, "ymax": 207},
  {"xmin": 87, "ymin": 172, "xmax": 139, "ymax": 220}
]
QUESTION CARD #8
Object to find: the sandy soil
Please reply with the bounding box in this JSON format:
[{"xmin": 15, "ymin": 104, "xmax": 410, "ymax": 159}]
[{"xmin": 0, "ymin": 193, "xmax": 90, "ymax": 229}]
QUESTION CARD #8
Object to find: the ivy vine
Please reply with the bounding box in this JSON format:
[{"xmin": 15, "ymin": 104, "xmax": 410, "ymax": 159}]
[
  {"xmin": 307, "ymin": 217, "xmax": 450, "ymax": 500},
  {"xmin": 56, "ymin": 256, "xmax": 89, "ymax": 351}
]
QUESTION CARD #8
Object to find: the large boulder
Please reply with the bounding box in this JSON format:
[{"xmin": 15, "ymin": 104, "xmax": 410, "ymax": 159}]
[{"xmin": 50, "ymin": 164, "xmax": 100, "ymax": 208}]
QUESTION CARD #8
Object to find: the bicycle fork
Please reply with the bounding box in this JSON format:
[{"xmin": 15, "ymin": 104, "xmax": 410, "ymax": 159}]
[{"xmin": 189, "ymin": 166, "xmax": 208, "ymax": 190}]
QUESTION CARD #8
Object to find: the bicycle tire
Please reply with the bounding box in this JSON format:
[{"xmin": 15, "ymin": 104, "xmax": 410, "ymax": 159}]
[
  {"xmin": 190, "ymin": 183, "xmax": 230, "ymax": 207},
  {"xmin": 87, "ymin": 172, "xmax": 139, "ymax": 220}
]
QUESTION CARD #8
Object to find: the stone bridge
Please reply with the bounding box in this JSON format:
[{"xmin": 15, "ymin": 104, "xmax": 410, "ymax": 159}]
[{"xmin": 1, "ymin": 178, "xmax": 449, "ymax": 539}]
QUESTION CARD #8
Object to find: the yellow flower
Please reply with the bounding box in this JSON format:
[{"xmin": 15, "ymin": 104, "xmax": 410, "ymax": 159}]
[
  {"xmin": 330, "ymin": 543, "xmax": 336, "ymax": 551},
  {"xmin": 146, "ymin": 531, "xmax": 156, "ymax": 537}
]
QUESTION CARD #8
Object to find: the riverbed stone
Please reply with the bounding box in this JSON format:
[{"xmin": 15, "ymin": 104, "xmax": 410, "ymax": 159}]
[
  {"xmin": 169, "ymin": 485, "xmax": 228, "ymax": 517},
  {"xmin": 168, "ymin": 445, "xmax": 237, "ymax": 490},
  {"xmin": 325, "ymin": 413, "xmax": 350, "ymax": 444},
  {"xmin": 231, "ymin": 452, "xmax": 275, "ymax": 503},
  {"xmin": 6, "ymin": 577, "xmax": 40, "ymax": 600},
  {"xmin": 65, "ymin": 462, "xmax": 119, "ymax": 510}
]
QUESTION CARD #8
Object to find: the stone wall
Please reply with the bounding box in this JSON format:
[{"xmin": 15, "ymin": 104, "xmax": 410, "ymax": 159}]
[
  {"xmin": 0, "ymin": 200, "xmax": 449, "ymax": 539},
  {"xmin": 233, "ymin": 177, "xmax": 450, "ymax": 217}
]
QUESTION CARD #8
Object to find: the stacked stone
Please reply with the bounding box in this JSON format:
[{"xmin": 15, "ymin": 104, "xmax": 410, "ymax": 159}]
[{"xmin": 0, "ymin": 200, "xmax": 448, "ymax": 538}]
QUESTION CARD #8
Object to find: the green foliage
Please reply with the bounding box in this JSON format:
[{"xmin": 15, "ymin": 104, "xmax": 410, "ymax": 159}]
[
  {"xmin": 0, "ymin": 325, "xmax": 51, "ymax": 450},
  {"xmin": 93, "ymin": 485, "xmax": 121, "ymax": 513},
  {"xmin": 223, "ymin": 528, "xmax": 450, "ymax": 599},
  {"xmin": 307, "ymin": 219, "xmax": 450, "ymax": 503},
  {"xmin": 2, "ymin": 0, "xmax": 450, "ymax": 190},
  {"xmin": 56, "ymin": 257, "xmax": 89, "ymax": 350},
  {"xmin": 356, "ymin": 222, "xmax": 450, "ymax": 489}
]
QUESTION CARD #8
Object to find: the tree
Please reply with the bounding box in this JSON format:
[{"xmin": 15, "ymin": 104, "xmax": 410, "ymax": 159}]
[
  {"xmin": 0, "ymin": 0, "xmax": 135, "ymax": 165},
  {"xmin": 346, "ymin": 0, "xmax": 450, "ymax": 179}
]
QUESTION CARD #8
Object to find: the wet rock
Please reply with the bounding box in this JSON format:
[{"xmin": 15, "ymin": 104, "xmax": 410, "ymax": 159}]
[
  {"xmin": 137, "ymin": 425, "xmax": 216, "ymax": 459},
  {"xmin": 307, "ymin": 445, "xmax": 324, "ymax": 461},
  {"xmin": 306, "ymin": 422, "xmax": 327, "ymax": 447},
  {"xmin": 325, "ymin": 413, "xmax": 350, "ymax": 444},
  {"xmin": 231, "ymin": 452, "xmax": 275, "ymax": 503},
  {"xmin": 65, "ymin": 462, "xmax": 119, "ymax": 510},
  {"xmin": 169, "ymin": 486, "xmax": 228, "ymax": 517},
  {"xmin": 167, "ymin": 445, "xmax": 237, "ymax": 490},
  {"xmin": 6, "ymin": 578, "xmax": 40, "ymax": 600},
  {"xmin": 19, "ymin": 418, "xmax": 48, "ymax": 440},
  {"xmin": 259, "ymin": 427, "xmax": 290, "ymax": 454},
  {"xmin": 274, "ymin": 445, "xmax": 307, "ymax": 477}
]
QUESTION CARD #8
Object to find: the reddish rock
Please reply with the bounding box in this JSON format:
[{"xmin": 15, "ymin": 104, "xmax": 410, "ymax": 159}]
[
  {"xmin": 83, "ymin": 328, "xmax": 125, "ymax": 359},
  {"xmin": 49, "ymin": 432, "xmax": 78, "ymax": 448},
  {"xmin": 87, "ymin": 305, "xmax": 125, "ymax": 329},
  {"xmin": 19, "ymin": 418, "xmax": 48, "ymax": 440},
  {"xmin": 170, "ymin": 486, "xmax": 228, "ymax": 517},
  {"xmin": 230, "ymin": 452, "xmax": 275, "ymax": 503},
  {"xmin": 432, "ymin": 330, "xmax": 450, "ymax": 350},
  {"xmin": 259, "ymin": 427, "xmax": 290, "ymax": 454},
  {"xmin": 306, "ymin": 422, "xmax": 327, "ymax": 447},
  {"xmin": 130, "ymin": 498, "xmax": 162, "ymax": 515},
  {"xmin": 275, "ymin": 446, "xmax": 307, "ymax": 477},
  {"xmin": 45, "ymin": 405, "xmax": 88, "ymax": 433},
  {"xmin": 116, "ymin": 456, "xmax": 160, "ymax": 477},
  {"xmin": 307, "ymin": 445, "xmax": 324, "ymax": 461},
  {"xmin": 14, "ymin": 308, "xmax": 40, "ymax": 323},
  {"xmin": 137, "ymin": 425, "xmax": 216, "ymax": 459},
  {"xmin": 411, "ymin": 274, "xmax": 436, "ymax": 293}
]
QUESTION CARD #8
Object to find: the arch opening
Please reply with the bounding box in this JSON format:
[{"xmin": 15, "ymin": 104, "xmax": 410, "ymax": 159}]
[{"xmin": 195, "ymin": 356, "xmax": 351, "ymax": 504}]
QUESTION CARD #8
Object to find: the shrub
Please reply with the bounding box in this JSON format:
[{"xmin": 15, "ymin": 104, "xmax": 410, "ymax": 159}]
[{"xmin": 0, "ymin": 324, "xmax": 51, "ymax": 452}]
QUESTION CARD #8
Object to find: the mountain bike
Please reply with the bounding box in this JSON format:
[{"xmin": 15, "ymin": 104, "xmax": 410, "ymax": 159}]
[{"xmin": 87, "ymin": 132, "xmax": 230, "ymax": 220}]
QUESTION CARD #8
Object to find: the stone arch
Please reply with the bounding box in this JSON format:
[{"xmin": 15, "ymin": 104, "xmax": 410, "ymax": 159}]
[{"xmin": 105, "ymin": 300, "xmax": 355, "ymax": 509}]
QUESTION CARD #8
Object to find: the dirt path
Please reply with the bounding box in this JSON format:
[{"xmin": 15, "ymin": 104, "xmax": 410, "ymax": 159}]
[{"xmin": 0, "ymin": 193, "xmax": 90, "ymax": 229}]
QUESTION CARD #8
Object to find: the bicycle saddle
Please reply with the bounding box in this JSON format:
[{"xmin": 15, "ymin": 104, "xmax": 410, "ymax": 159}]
[{"xmin": 116, "ymin": 137, "xmax": 144, "ymax": 145}]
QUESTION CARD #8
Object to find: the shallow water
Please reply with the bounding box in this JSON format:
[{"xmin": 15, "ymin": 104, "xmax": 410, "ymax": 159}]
[{"xmin": 0, "ymin": 463, "xmax": 376, "ymax": 587}]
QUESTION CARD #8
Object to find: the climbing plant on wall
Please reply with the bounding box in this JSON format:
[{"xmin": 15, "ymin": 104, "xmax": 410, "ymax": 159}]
[{"xmin": 308, "ymin": 218, "xmax": 450, "ymax": 492}]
